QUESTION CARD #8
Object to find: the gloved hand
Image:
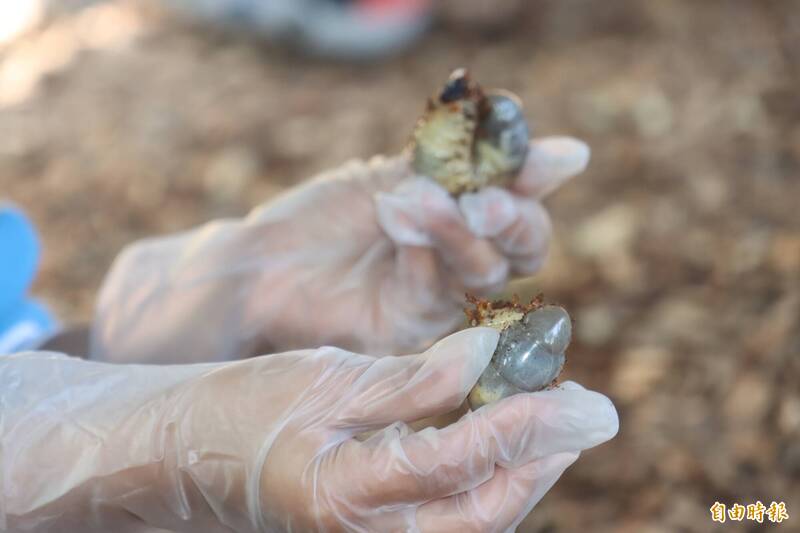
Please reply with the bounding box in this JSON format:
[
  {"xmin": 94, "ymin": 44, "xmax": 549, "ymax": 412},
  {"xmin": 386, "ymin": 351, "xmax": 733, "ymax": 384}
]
[
  {"xmin": 91, "ymin": 137, "xmax": 589, "ymax": 363},
  {"xmin": 0, "ymin": 328, "xmax": 618, "ymax": 533}
]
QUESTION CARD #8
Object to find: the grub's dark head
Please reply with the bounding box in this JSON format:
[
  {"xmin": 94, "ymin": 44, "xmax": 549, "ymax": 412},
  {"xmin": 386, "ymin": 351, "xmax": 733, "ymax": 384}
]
[{"xmin": 439, "ymin": 68, "xmax": 473, "ymax": 103}]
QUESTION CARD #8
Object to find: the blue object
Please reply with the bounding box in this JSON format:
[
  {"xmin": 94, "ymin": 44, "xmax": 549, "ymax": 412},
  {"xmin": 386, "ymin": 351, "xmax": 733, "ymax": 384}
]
[{"xmin": 0, "ymin": 204, "xmax": 58, "ymax": 354}]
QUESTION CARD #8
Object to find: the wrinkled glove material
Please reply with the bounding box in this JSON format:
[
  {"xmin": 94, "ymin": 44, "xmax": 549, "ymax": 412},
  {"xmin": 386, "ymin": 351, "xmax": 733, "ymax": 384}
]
[
  {"xmin": 91, "ymin": 138, "xmax": 590, "ymax": 363},
  {"xmin": 1, "ymin": 328, "xmax": 618, "ymax": 532}
]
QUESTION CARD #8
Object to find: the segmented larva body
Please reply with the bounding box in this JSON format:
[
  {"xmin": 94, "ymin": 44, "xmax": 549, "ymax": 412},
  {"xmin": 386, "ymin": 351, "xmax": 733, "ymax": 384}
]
[
  {"xmin": 465, "ymin": 296, "xmax": 571, "ymax": 410},
  {"xmin": 409, "ymin": 68, "xmax": 530, "ymax": 195}
]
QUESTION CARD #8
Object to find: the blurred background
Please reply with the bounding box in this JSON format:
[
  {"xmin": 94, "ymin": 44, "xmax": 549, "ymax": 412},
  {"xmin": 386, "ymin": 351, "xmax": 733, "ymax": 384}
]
[{"xmin": 1, "ymin": 0, "xmax": 798, "ymax": 530}]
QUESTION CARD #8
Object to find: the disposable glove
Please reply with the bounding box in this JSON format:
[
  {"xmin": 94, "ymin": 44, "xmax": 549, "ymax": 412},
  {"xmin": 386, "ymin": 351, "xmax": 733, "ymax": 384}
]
[
  {"xmin": 91, "ymin": 137, "xmax": 589, "ymax": 363},
  {"xmin": 0, "ymin": 328, "xmax": 618, "ymax": 532}
]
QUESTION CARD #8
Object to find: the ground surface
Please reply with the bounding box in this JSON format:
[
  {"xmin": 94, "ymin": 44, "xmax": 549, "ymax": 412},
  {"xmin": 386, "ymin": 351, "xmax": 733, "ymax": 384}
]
[{"xmin": 2, "ymin": 1, "xmax": 798, "ymax": 531}]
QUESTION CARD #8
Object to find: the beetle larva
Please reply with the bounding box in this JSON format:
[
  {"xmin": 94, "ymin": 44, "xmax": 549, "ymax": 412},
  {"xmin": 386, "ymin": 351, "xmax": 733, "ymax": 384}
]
[
  {"xmin": 408, "ymin": 68, "xmax": 530, "ymax": 195},
  {"xmin": 465, "ymin": 295, "xmax": 571, "ymax": 409}
]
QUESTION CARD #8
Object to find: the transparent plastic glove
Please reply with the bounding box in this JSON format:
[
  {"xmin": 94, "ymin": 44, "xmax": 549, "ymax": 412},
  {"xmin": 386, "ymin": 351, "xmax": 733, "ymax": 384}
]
[
  {"xmin": 0, "ymin": 328, "xmax": 618, "ymax": 532},
  {"xmin": 92, "ymin": 137, "xmax": 589, "ymax": 363}
]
